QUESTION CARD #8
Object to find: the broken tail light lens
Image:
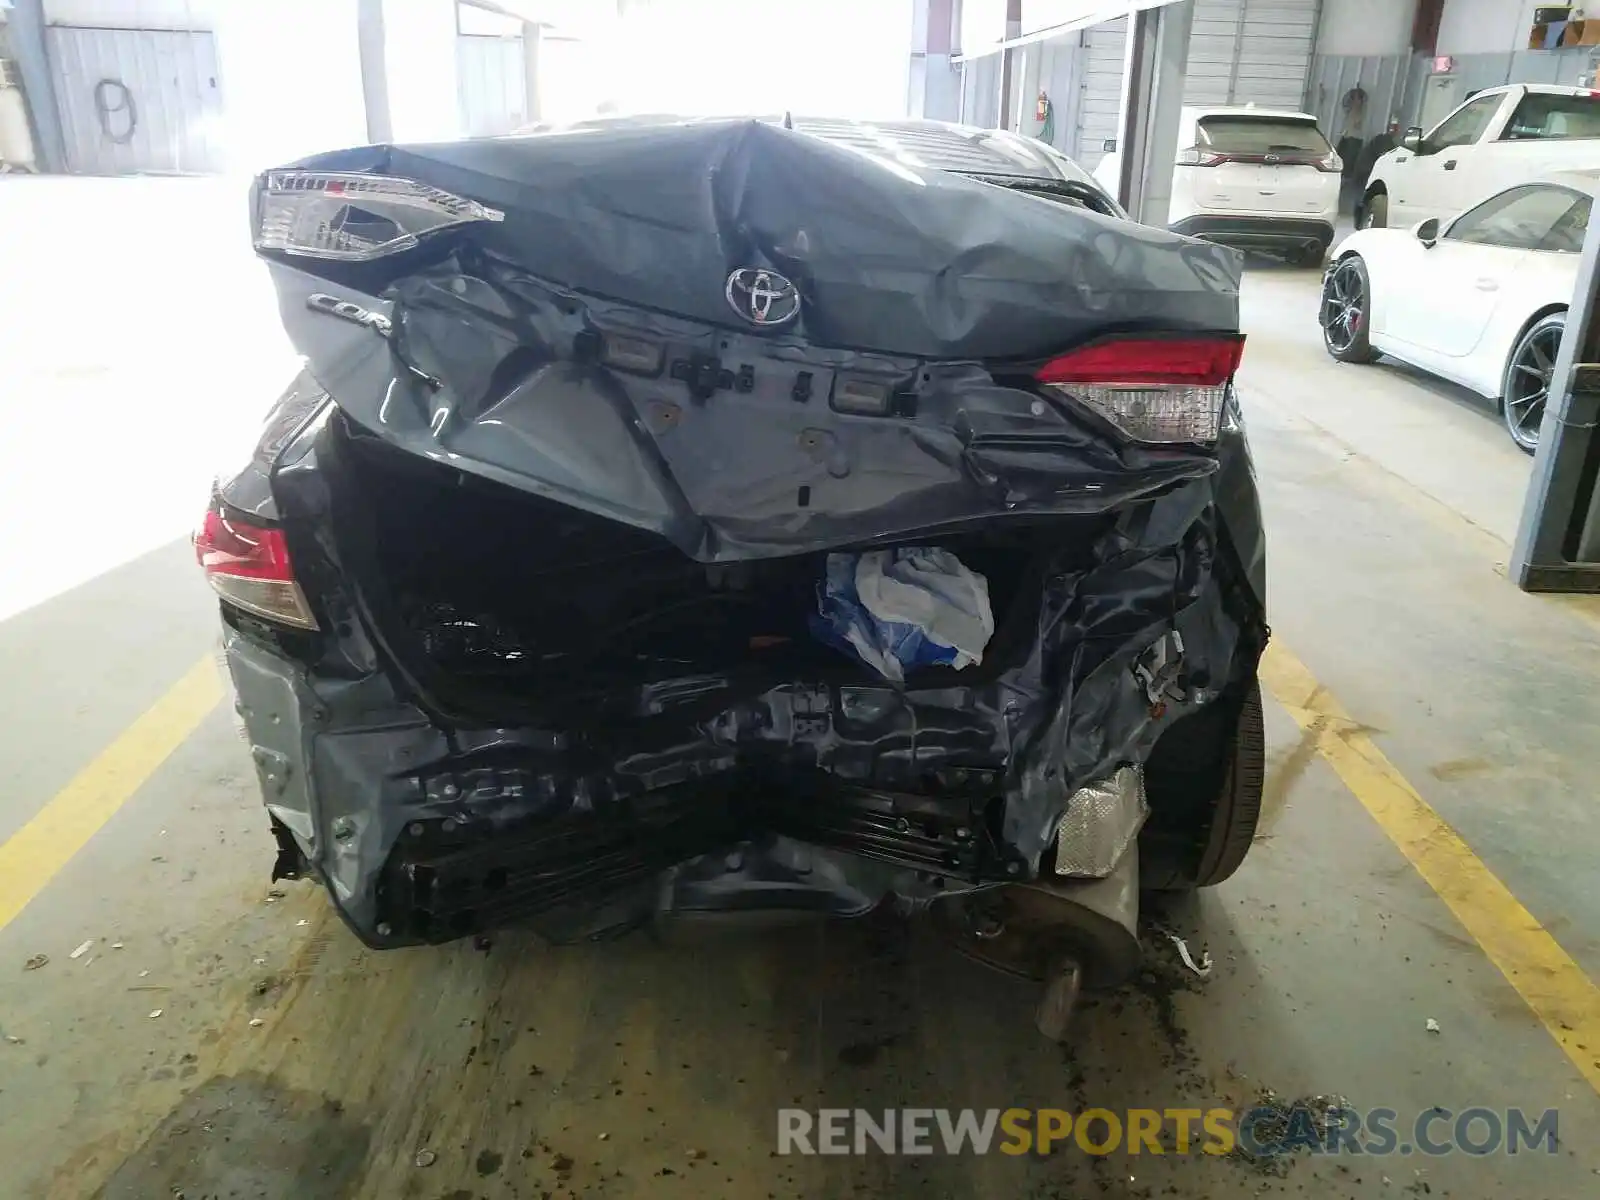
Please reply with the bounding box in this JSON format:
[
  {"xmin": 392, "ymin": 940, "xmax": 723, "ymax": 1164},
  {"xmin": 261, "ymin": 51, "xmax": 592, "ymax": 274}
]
[
  {"xmin": 1034, "ymin": 335, "xmax": 1245, "ymax": 445},
  {"xmin": 254, "ymin": 171, "xmax": 504, "ymax": 261},
  {"xmin": 195, "ymin": 501, "xmax": 318, "ymax": 630},
  {"xmin": 1315, "ymin": 150, "xmax": 1344, "ymax": 174}
]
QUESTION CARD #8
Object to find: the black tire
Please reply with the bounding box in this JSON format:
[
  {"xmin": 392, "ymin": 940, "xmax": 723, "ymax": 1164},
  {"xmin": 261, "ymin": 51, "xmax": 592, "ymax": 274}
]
[
  {"xmin": 1361, "ymin": 189, "xmax": 1388, "ymax": 229},
  {"xmin": 1140, "ymin": 681, "xmax": 1266, "ymax": 891},
  {"xmin": 1188, "ymin": 683, "xmax": 1265, "ymax": 887},
  {"xmin": 1320, "ymin": 255, "xmax": 1379, "ymax": 363},
  {"xmin": 1501, "ymin": 312, "xmax": 1564, "ymax": 455}
]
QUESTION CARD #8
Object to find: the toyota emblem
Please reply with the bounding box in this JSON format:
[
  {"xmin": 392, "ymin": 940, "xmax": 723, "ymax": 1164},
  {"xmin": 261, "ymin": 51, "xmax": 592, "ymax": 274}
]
[{"xmin": 725, "ymin": 268, "xmax": 801, "ymax": 327}]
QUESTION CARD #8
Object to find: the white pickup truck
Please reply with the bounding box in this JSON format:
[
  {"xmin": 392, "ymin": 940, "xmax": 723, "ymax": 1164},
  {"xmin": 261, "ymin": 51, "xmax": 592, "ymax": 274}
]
[{"xmin": 1357, "ymin": 84, "xmax": 1600, "ymax": 231}]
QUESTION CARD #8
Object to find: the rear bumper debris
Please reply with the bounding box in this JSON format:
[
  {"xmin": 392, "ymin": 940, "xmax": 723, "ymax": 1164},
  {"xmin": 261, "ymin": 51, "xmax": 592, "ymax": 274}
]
[{"xmin": 224, "ymin": 473, "xmax": 1263, "ymax": 949}]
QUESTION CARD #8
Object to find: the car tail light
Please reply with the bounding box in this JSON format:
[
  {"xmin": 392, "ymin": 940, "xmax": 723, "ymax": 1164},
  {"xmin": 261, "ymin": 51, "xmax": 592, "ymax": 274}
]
[
  {"xmin": 1176, "ymin": 146, "xmax": 1227, "ymax": 167},
  {"xmin": 1034, "ymin": 335, "xmax": 1246, "ymax": 445},
  {"xmin": 195, "ymin": 501, "xmax": 318, "ymax": 629},
  {"xmin": 254, "ymin": 171, "xmax": 504, "ymax": 261},
  {"xmin": 1315, "ymin": 149, "xmax": 1344, "ymax": 173}
]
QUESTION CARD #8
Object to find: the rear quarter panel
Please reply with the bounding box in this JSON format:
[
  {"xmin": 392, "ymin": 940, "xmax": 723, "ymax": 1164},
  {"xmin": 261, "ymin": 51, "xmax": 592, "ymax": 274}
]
[
  {"xmin": 1472, "ymin": 249, "xmax": 1583, "ymax": 399},
  {"xmin": 1331, "ymin": 229, "xmax": 1404, "ymax": 339}
]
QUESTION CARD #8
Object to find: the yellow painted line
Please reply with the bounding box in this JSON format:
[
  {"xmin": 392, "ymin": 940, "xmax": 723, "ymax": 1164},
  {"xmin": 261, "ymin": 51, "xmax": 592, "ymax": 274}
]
[
  {"xmin": 1259, "ymin": 641, "xmax": 1600, "ymax": 1096},
  {"xmin": 0, "ymin": 655, "xmax": 222, "ymax": 933}
]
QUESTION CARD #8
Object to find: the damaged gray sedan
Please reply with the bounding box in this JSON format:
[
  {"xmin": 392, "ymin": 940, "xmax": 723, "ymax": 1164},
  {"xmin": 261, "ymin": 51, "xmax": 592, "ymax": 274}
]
[{"xmin": 199, "ymin": 117, "xmax": 1267, "ymax": 1025}]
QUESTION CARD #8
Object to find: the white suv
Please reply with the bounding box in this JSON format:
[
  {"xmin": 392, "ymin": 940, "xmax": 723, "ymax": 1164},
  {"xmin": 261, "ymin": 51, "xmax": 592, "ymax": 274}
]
[{"xmin": 1096, "ymin": 105, "xmax": 1343, "ymax": 264}]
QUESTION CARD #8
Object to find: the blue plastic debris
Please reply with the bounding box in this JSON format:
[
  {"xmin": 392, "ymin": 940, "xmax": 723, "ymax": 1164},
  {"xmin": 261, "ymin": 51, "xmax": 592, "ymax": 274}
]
[{"xmin": 810, "ymin": 548, "xmax": 994, "ymax": 683}]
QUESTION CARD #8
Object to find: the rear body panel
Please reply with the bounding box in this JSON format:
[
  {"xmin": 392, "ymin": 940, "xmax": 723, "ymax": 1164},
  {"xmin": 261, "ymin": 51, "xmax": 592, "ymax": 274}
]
[{"xmin": 219, "ymin": 118, "xmax": 1267, "ymax": 947}]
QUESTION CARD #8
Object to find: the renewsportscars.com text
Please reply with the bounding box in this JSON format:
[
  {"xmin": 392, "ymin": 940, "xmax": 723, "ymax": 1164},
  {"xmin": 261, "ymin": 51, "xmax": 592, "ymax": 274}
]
[{"xmin": 776, "ymin": 1107, "xmax": 1559, "ymax": 1158}]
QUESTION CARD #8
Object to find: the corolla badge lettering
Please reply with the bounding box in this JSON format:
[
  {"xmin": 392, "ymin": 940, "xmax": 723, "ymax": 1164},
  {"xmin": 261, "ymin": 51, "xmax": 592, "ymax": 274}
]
[
  {"xmin": 307, "ymin": 292, "xmax": 393, "ymax": 337},
  {"xmin": 725, "ymin": 268, "xmax": 801, "ymax": 327}
]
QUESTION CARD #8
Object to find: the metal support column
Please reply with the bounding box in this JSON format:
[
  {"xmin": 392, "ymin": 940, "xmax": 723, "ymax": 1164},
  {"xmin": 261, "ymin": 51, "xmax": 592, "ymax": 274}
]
[
  {"xmin": 998, "ymin": 0, "xmax": 1022, "ymax": 130},
  {"xmin": 357, "ymin": 0, "xmax": 393, "ymax": 144},
  {"xmin": 1510, "ymin": 209, "xmax": 1600, "ymax": 592},
  {"xmin": 521, "ymin": 20, "xmax": 543, "ymax": 125},
  {"xmin": 1116, "ymin": 0, "xmax": 1192, "ymax": 225},
  {"xmin": 1114, "ymin": 8, "xmax": 1152, "ymax": 213},
  {"xmin": 7, "ymin": 0, "xmax": 66, "ymax": 173},
  {"xmin": 908, "ymin": 0, "xmax": 959, "ymax": 121}
]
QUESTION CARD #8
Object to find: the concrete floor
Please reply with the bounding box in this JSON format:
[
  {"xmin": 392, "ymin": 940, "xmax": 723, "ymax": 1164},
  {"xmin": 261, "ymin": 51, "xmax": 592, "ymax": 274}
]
[{"xmin": 3, "ymin": 180, "xmax": 1600, "ymax": 1200}]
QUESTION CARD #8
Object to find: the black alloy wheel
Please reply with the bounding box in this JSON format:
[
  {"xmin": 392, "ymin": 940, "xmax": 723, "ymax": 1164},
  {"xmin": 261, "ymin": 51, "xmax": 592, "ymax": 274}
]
[
  {"xmin": 1320, "ymin": 256, "xmax": 1377, "ymax": 363},
  {"xmin": 1502, "ymin": 313, "xmax": 1564, "ymax": 454}
]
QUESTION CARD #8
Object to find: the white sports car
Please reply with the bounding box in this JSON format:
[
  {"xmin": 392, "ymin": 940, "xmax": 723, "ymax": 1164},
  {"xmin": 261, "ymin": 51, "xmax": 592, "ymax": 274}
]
[{"xmin": 1319, "ymin": 170, "xmax": 1597, "ymax": 451}]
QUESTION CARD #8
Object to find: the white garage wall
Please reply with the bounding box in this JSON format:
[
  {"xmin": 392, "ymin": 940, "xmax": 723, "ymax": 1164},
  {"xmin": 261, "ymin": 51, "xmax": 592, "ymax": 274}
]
[
  {"xmin": 1437, "ymin": 0, "xmax": 1549, "ymax": 55},
  {"xmin": 217, "ymin": 0, "xmax": 367, "ymax": 169},
  {"xmin": 1077, "ymin": 19, "xmax": 1128, "ymax": 168},
  {"xmin": 1315, "ymin": 0, "xmax": 1417, "ymax": 57},
  {"xmin": 1185, "ymin": 0, "xmax": 1321, "ymax": 109},
  {"xmin": 381, "ymin": 0, "xmax": 459, "ymax": 143},
  {"xmin": 48, "ymin": 25, "xmax": 226, "ymax": 173},
  {"xmin": 458, "ymin": 33, "xmax": 527, "ymax": 136},
  {"xmin": 41, "ymin": 0, "xmax": 368, "ymax": 173},
  {"xmin": 43, "ymin": 0, "xmax": 220, "ymax": 27},
  {"xmin": 457, "ymin": 4, "xmax": 523, "ymax": 36},
  {"xmin": 538, "ymin": 35, "xmax": 610, "ymax": 125}
]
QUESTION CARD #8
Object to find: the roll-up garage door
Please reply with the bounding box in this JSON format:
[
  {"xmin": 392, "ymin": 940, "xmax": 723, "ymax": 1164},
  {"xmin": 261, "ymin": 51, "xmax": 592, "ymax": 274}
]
[
  {"xmin": 47, "ymin": 26, "xmax": 224, "ymax": 175},
  {"xmin": 1184, "ymin": 0, "xmax": 1318, "ymax": 110},
  {"xmin": 457, "ymin": 34, "xmax": 528, "ymax": 137},
  {"xmin": 1072, "ymin": 18, "xmax": 1127, "ymax": 171}
]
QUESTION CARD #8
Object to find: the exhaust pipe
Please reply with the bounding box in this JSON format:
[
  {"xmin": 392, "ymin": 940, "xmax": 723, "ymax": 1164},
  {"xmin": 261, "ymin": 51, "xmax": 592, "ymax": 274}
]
[{"xmin": 936, "ymin": 848, "xmax": 1141, "ymax": 1041}]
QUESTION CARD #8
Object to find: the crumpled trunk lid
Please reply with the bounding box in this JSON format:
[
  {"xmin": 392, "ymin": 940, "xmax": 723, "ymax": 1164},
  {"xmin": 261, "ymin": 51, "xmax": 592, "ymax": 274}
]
[
  {"xmin": 257, "ymin": 118, "xmax": 1241, "ymax": 562},
  {"xmin": 280, "ymin": 118, "xmax": 1240, "ymax": 361}
]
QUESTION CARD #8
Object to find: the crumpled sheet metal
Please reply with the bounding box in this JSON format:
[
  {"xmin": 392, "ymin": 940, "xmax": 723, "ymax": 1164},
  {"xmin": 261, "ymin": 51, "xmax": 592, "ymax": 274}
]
[
  {"xmin": 286, "ymin": 118, "xmax": 1240, "ymax": 363},
  {"xmin": 264, "ymin": 118, "xmax": 1241, "ymax": 566},
  {"xmin": 265, "ymin": 256, "xmax": 1232, "ymax": 565},
  {"xmin": 240, "ymin": 414, "xmax": 1257, "ymax": 943},
  {"xmin": 1051, "ymin": 765, "xmax": 1149, "ymax": 879}
]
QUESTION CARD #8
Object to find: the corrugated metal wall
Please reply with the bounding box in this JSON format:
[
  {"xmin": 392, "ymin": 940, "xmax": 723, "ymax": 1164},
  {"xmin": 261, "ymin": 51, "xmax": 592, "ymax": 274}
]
[
  {"xmin": 957, "ymin": 20, "xmax": 1124, "ymax": 170},
  {"xmin": 1308, "ymin": 46, "xmax": 1600, "ymax": 145},
  {"xmin": 1075, "ymin": 18, "xmax": 1126, "ymax": 169},
  {"xmin": 1031, "ymin": 38, "xmax": 1082, "ymax": 157},
  {"xmin": 457, "ymin": 33, "xmax": 527, "ymax": 136},
  {"xmin": 960, "ymin": 52, "xmax": 1001, "ymax": 128},
  {"xmin": 1306, "ymin": 54, "xmax": 1428, "ymax": 146},
  {"xmin": 958, "ymin": 0, "xmax": 1323, "ymax": 170},
  {"xmin": 1184, "ymin": 0, "xmax": 1319, "ymax": 109},
  {"xmin": 47, "ymin": 25, "xmax": 224, "ymax": 174}
]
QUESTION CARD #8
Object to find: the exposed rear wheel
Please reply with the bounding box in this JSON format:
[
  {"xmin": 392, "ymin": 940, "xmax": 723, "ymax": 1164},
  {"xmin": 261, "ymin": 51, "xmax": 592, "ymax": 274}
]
[
  {"xmin": 1320, "ymin": 255, "xmax": 1378, "ymax": 364},
  {"xmin": 1141, "ymin": 680, "xmax": 1266, "ymax": 891},
  {"xmin": 1501, "ymin": 313, "xmax": 1564, "ymax": 454},
  {"xmin": 1361, "ymin": 190, "xmax": 1388, "ymax": 229}
]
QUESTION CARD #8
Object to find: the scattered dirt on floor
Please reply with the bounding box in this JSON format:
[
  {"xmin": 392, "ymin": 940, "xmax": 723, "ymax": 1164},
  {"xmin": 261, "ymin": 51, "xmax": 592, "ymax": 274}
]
[
  {"xmin": 1257, "ymin": 717, "xmax": 1326, "ymax": 833},
  {"xmin": 92, "ymin": 1071, "xmax": 371, "ymax": 1200},
  {"xmin": 1427, "ymin": 757, "xmax": 1495, "ymax": 783},
  {"xmin": 1224, "ymin": 1088, "xmax": 1355, "ymax": 1176}
]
